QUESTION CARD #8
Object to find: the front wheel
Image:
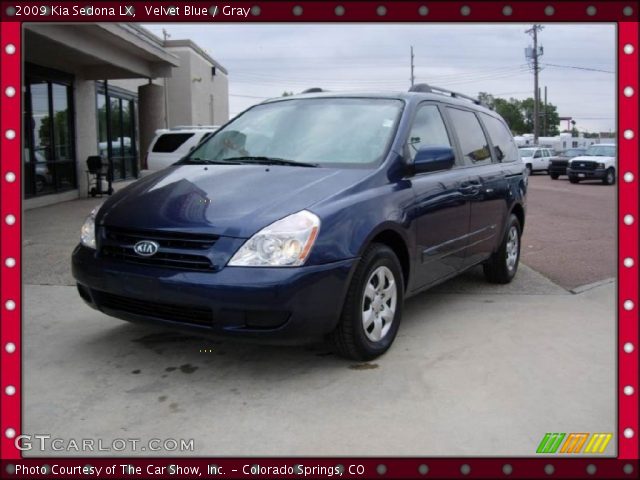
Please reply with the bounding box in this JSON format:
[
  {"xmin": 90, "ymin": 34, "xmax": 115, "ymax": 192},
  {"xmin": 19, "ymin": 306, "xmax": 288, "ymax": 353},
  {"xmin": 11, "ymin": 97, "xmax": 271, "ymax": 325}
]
[
  {"xmin": 483, "ymin": 214, "xmax": 521, "ymax": 284},
  {"xmin": 526, "ymin": 164, "xmax": 533, "ymax": 175},
  {"xmin": 569, "ymin": 175, "xmax": 580, "ymax": 184},
  {"xmin": 603, "ymin": 168, "xmax": 615, "ymax": 185},
  {"xmin": 328, "ymin": 244, "xmax": 404, "ymax": 360},
  {"xmin": 550, "ymin": 173, "xmax": 559, "ymax": 180}
]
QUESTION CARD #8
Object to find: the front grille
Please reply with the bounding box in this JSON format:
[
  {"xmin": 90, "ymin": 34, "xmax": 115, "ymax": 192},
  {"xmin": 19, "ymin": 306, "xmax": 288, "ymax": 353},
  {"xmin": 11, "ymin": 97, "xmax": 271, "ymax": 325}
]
[
  {"xmin": 101, "ymin": 227, "xmax": 218, "ymax": 271},
  {"xmin": 550, "ymin": 160, "xmax": 568, "ymax": 167},
  {"xmin": 105, "ymin": 227, "xmax": 218, "ymax": 250},
  {"xmin": 571, "ymin": 160, "xmax": 597, "ymax": 171},
  {"xmin": 93, "ymin": 290, "xmax": 213, "ymax": 326}
]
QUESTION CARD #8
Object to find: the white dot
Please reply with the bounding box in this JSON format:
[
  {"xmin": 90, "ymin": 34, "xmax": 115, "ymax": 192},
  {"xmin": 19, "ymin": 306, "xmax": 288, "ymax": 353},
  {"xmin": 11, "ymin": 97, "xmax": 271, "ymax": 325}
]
[
  {"xmin": 624, "ymin": 300, "xmax": 635, "ymax": 311},
  {"xmin": 5, "ymin": 129, "xmax": 15, "ymax": 140},
  {"xmin": 502, "ymin": 5, "xmax": 513, "ymax": 16},
  {"xmin": 624, "ymin": 257, "xmax": 635, "ymax": 268},
  {"xmin": 624, "ymin": 385, "xmax": 635, "ymax": 396},
  {"xmin": 5, "ymin": 214, "xmax": 15, "ymax": 226},
  {"xmin": 334, "ymin": 5, "xmax": 345, "ymax": 15},
  {"xmin": 5, "ymin": 385, "xmax": 15, "ymax": 396},
  {"xmin": 5, "ymin": 428, "xmax": 15, "ymax": 439},
  {"xmin": 624, "ymin": 172, "xmax": 635, "ymax": 182},
  {"xmin": 623, "ymin": 428, "xmax": 634, "ymax": 439},
  {"xmin": 624, "ymin": 342, "xmax": 635, "ymax": 353},
  {"xmin": 624, "ymin": 130, "xmax": 635, "ymax": 140},
  {"xmin": 4, "ymin": 43, "xmax": 15, "ymax": 55},
  {"xmin": 376, "ymin": 5, "xmax": 387, "ymax": 16},
  {"xmin": 624, "ymin": 44, "xmax": 635, "ymax": 55},
  {"xmin": 418, "ymin": 5, "xmax": 428, "ymax": 16},
  {"xmin": 5, "ymin": 300, "xmax": 15, "ymax": 311},
  {"xmin": 624, "ymin": 86, "xmax": 635, "ymax": 97},
  {"xmin": 460, "ymin": 5, "xmax": 471, "ymax": 15},
  {"xmin": 544, "ymin": 5, "xmax": 555, "ymax": 15},
  {"xmin": 624, "ymin": 214, "xmax": 634, "ymax": 226},
  {"xmin": 5, "ymin": 171, "xmax": 15, "ymax": 183},
  {"xmin": 5, "ymin": 342, "xmax": 16, "ymax": 353},
  {"xmin": 5, "ymin": 86, "xmax": 15, "ymax": 97},
  {"xmin": 5, "ymin": 257, "xmax": 16, "ymax": 268}
]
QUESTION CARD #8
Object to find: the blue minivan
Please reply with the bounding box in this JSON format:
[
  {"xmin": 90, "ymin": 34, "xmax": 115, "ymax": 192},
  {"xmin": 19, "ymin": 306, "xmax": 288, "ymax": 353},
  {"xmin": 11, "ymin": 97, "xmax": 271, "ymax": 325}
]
[{"xmin": 72, "ymin": 85, "xmax": 526, "ymax": 360}]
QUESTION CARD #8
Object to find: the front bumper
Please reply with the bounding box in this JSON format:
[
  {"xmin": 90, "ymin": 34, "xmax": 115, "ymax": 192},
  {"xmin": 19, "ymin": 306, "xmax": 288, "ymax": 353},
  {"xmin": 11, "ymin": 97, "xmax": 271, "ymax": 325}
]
[
  {"xmin": 548, "ymin": 161, "xmax": 568, "ymax": 175},
  {"xmin": 72, "ymin": 245, "xmax": 357, "ymax": 343},
  {"xmin": 567, "ymin": 167, "xmax": 607, "ymax": 180}
]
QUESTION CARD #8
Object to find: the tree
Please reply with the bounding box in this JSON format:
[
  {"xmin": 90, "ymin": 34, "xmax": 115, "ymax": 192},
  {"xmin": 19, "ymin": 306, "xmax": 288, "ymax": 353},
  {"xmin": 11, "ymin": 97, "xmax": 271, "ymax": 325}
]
[
  {"xmin": 493, "ymin": 98, "xmax": 527, "ymax": 135},
  {"xmin": 520, "ymin": 97, "xmax": 560, "ymax": 136},
  {"xmin": 477, "ymin": 91, "xmax": 495, "ymax": 109}
]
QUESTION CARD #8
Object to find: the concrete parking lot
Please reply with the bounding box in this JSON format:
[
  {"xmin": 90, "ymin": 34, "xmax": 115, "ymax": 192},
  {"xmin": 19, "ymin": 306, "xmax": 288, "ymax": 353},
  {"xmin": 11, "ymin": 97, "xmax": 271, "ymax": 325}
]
[{"xmin": 22, "ymin": 174, "xmax": 616, "ymax": 457}]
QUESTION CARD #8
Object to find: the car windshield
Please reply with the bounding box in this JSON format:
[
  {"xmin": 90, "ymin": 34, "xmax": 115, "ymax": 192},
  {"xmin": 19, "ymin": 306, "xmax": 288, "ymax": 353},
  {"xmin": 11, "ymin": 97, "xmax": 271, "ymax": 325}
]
[
  {"xmin": 519, "ymin": 148, "xmax": 536, "ymax": 157},
  {"xmin": 182, "ymin": 98, "xmax": 403, "ymax": 168},
  {"xmin": 564, "ymin": 148, "xmax": 585, "ymax": 157},
  {"xmin": 584, "ymin": 145, "xmax": 616, "ymax": 157}
]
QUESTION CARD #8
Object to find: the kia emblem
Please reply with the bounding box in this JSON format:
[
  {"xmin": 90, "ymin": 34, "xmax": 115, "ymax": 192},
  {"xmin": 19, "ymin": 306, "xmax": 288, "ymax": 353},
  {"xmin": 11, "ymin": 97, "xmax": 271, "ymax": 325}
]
[{"xmin": 133, "ymin": 240, "xmax": 159, "ymax": 257}]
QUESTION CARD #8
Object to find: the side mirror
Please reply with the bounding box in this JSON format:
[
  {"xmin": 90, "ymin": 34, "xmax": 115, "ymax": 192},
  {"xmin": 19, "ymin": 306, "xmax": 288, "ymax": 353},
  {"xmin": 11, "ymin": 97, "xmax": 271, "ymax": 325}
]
[{"xmin": 411, "ymin": 146, "xmax": 456, "ymax": 174}]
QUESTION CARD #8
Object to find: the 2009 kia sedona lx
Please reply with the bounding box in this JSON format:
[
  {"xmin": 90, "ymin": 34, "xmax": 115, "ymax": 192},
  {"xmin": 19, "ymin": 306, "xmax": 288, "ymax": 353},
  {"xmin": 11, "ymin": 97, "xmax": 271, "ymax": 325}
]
[{"xmin": 72, "ymin": 84, "xmax": 527, "ymax": 360}]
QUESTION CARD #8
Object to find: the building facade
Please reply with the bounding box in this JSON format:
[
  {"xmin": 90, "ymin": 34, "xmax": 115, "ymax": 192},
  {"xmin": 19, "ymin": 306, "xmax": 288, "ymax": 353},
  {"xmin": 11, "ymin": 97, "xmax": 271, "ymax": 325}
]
[{"xmin": 23, "ymin": 23, "xmax": 229, "ymax": 209}]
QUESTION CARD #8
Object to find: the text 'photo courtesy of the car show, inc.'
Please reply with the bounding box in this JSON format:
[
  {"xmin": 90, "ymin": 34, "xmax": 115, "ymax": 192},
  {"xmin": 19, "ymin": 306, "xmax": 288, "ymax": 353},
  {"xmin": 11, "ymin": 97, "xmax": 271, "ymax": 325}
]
[{"xmin": 0, "ymin": 2, "xmax": 638, "ymax": 480}]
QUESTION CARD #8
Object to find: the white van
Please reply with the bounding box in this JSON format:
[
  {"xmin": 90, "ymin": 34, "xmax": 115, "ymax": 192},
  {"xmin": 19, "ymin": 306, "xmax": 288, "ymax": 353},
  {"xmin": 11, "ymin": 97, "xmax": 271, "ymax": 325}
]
[{"xmin": 146, "ymin": 126, "xmax": 218, "ymax": 171}]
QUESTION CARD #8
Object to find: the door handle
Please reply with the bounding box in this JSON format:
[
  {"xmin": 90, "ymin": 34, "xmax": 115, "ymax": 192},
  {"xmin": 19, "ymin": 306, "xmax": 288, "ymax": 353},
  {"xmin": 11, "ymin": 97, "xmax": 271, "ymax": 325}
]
[{"xmin": 459, "ymin": 184, "xmax": 480, "ymax": 195}]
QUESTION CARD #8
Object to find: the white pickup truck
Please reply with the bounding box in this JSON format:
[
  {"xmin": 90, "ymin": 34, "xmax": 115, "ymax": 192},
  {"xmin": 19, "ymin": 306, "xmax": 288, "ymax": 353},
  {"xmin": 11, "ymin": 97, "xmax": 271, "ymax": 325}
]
[
  {"xmin": 567, "ymin": 144, "xmax": 617, "ymax": 185},
  {"xmin": 518, "ymin": 147, "xmax": 556, "ymax": 174}
]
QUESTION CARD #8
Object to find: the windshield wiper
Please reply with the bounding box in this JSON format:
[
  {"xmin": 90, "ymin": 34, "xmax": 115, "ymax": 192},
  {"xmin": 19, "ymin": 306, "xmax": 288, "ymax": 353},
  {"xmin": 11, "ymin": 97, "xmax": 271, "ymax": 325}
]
[
  {"xmin": 179, "ymin": 158, "xmax": 243, "ymax": 165},
  {"xmin": 224, "ymin": 156, "xmax": 319, "ymax": 168}
]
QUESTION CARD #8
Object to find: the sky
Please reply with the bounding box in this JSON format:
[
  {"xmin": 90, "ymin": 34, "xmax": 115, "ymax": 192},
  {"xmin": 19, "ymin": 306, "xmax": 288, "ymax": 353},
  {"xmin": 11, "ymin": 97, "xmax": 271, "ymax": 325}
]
[{"xmin": 142, "ymin": 23, "xmax": 616, "ymax": 133}]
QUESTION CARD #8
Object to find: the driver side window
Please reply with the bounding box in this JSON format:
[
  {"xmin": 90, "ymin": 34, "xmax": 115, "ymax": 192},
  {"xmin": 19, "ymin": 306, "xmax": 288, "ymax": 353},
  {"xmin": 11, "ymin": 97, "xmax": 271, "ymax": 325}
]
[
  {"xmin": 407, "ymin": 105, "xmax": 452, "ymax": 162},
  {"xmin": 534, "ymin": 150, "xmax": 542, "ymax": 158}
]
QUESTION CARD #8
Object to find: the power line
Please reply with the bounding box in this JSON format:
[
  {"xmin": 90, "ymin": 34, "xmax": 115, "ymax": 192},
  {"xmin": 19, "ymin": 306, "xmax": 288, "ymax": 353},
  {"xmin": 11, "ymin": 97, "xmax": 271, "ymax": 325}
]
[{"xmin": 541, "ymin": 63, "xmax": 614, "ymax": 74}]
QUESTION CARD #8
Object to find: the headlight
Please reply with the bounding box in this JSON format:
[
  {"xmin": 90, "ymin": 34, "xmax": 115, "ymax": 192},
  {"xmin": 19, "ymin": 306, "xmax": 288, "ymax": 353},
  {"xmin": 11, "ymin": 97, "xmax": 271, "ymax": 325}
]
[
  {"xmin": 80, "ymin": 205, "xmax": 101, "ymax": 249},
  {"xmin": 228, "ymin": 210, "xmax": 320, "ymax": 267}
]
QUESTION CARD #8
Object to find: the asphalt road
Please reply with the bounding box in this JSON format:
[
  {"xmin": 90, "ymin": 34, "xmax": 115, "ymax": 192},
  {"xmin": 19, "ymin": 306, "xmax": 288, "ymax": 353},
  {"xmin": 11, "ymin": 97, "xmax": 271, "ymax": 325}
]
[{"xmin": 521, "ymin": 173, "xmax": 616, "ymax": 290}]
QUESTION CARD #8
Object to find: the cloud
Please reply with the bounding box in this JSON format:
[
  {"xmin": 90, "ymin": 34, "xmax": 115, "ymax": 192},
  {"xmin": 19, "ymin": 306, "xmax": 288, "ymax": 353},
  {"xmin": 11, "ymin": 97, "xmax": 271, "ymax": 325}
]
[{"xmin": 143, "ymin": 23, "xmax": 615, "ymax": 132}]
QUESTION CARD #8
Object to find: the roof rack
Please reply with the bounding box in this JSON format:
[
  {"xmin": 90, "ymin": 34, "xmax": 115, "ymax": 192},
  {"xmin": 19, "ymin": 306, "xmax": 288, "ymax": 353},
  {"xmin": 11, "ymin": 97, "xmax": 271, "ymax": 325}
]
[
  {"xmin": 409, "ymin": 83, "xmax": 487, "ymax": 107},
  {"xmin": 301, "ymin": 87, "xmax": 324, "ymax": 94}
]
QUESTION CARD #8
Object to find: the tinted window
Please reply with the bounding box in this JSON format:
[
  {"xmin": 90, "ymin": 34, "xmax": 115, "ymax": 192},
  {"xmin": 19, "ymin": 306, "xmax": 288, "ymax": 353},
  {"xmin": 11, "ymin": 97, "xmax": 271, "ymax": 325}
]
[
  {"xmin": 584, "ymin": 145, "xmax": 616, "ymax": 157},
  {"xmin": 152, "ymin": 133, "xmax": 195, "ymax": 153},
  {"xmin": 407, "ymin": 105, "xmax": 452, "ymax": 162},
  {"xmin": 447, "ymin": 108, "xmax": 492, "ymax": 165},
  {"xmin": 480, "ymin": 114, "xmax": 519, "ymax": 163}
]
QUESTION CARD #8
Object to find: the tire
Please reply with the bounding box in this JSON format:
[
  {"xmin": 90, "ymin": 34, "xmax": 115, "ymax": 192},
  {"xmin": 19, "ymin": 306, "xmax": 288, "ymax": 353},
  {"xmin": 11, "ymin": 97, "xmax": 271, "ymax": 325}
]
[
  {"xmin": 328, "ymin": 244, "xmax": 404, "ymax": 360},
  {"xmin": 550, "ymin": 173, "xmax": 559, "ymax": 180},
  {"xmin": 526, "ymin": 164, "xmax": 532, "ymax": 175},
  {"xmin": 483, "ymin": 214, "xmax": 521, "ymax": 284},
  {"xmin": 569, "ymin": 175, "xmax": 579, "ymax": 184},
  {"xmin": 603, "ymin": 168, "xmax": 615, "ymax": 186}
]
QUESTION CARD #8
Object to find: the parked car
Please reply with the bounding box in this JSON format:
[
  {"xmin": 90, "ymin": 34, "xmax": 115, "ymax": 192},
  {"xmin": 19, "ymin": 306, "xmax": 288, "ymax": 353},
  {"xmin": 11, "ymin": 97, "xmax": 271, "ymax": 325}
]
[
  {"xmin": 548, "ymin": 148, "xmax": 587, "ymax": 179},
  {"xmin": 72, "ymin": 85, "xmax": 527, "ymax": 360},
  {"xmin": 146, "ymin": 126, "xmax": 219, "ymax": 170},
  {"xmin": 567, "ymin": 144, "xmax": 617, "ymax": 185},
  {"xmin": 518, "ymin": 146, "xmax": 556, "ymax": 174}
]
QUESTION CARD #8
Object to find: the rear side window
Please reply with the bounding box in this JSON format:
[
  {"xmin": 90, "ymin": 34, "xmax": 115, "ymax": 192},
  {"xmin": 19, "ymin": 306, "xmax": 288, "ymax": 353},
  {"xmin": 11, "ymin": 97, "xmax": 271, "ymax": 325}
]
[
  {"xmin": 407, "ymin": 105, "xmax": 452, "ymax": 162},
  {"xmin": 480, "ymin": 114, "xmax": 519, "ymax": 163},
  {"xmin": 152, "ymin": 133, "xmax": 195, "ymax": 153},
  {"xmin": 447, "ymin": 108, "xmax": 492, "ymax": 165}
]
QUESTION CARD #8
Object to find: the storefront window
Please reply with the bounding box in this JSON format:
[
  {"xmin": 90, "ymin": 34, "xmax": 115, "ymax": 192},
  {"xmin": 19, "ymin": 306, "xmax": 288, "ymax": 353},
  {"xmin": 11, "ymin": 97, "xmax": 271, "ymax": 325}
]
[
  {"xmin": 23, "ymin": 67, "xmax": 76, "ymax": 198},
  {"xmin": 96, "ymin": 85, "xmax": 138, "ymax": 181}
]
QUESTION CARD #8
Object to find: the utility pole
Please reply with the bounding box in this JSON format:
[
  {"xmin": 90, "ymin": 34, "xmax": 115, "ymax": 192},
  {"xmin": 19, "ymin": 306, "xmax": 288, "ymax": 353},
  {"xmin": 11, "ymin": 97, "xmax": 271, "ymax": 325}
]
[
  {"xmin": 410, "ymin": 46, "xmax": 415, "ymax": 87},
  {"xmin": 543, "ymin": 86, "xmax": 548, "ymax": 137},
  {"xmin": 525, "ymin": 25, "xmax": 544, "ymax": 144}
]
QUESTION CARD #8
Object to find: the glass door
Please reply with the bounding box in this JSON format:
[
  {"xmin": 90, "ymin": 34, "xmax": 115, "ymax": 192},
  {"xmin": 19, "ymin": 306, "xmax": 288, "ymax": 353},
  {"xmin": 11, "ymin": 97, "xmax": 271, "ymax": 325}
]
[{"xmin": 23, "ymin": 72, "xmax": 76, "ymax": 198}]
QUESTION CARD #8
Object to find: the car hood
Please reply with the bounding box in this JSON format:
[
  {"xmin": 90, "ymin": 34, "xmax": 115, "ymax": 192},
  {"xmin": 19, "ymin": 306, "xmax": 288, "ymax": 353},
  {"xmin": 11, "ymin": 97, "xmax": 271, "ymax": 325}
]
[
  {"xmin": 568, "ymin": 155, "xmax": 616, "ymax": 163},
  {"xmin": 98, "ymin": 164, "xmax": 371, "ymax": 238}
]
